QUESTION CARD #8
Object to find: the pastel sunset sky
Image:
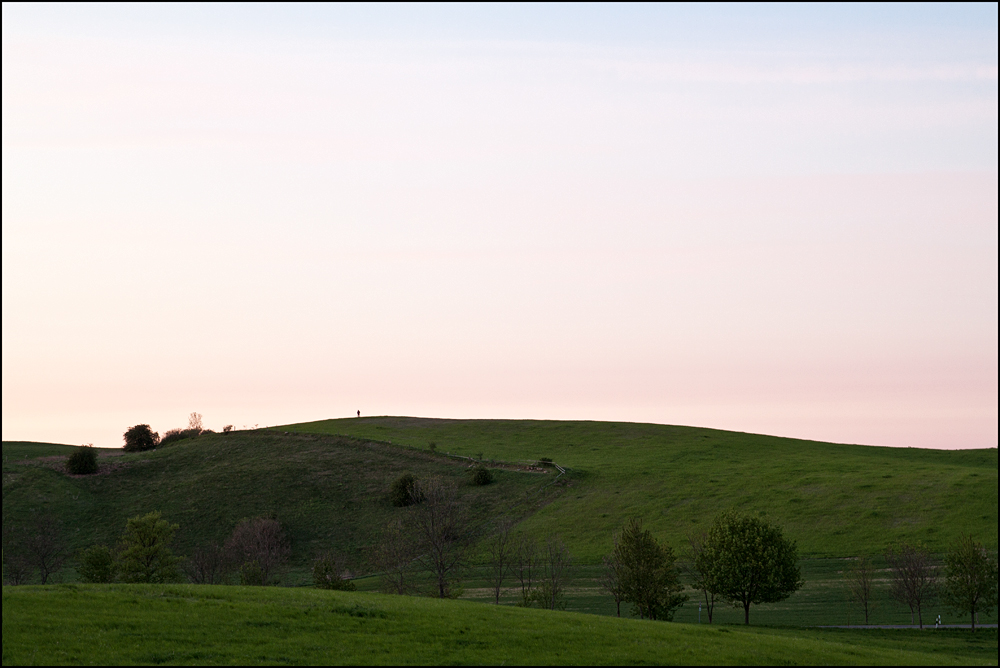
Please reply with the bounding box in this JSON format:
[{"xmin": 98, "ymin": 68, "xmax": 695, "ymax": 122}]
[{"xmin": 2, "ymin": 4, "xmax": 997, "ymax": 449}]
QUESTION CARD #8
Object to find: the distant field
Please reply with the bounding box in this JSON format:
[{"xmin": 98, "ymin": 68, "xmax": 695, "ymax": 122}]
[
  {"xmin": 3, "ymin": 585, "xmax": 996, "ymax": 666},
  {"xmin": 284, "ymin": 417, "xmax": 998, "ymax": 559},
  {"xmin": 3, "ymin": 441, "xmax": 85, "ymax": 461}
]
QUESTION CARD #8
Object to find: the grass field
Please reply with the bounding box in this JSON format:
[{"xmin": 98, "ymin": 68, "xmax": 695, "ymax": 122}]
[
  {"xmin": 3, "ymin": 584, "xmax": 997, "ymax": 666},
  {"xmin": 283, "ymin": 417, "xmax": 998, "ymax": 559}
]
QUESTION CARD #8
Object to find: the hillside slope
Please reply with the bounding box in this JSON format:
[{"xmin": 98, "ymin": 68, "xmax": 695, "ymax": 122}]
[{"xmin": 284, "ymin": 417, "xmax": 998, "ymax": 559}]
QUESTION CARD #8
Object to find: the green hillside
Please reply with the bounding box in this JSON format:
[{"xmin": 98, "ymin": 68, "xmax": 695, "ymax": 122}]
[
  {"xmin": 2, "ymin": 431, "xmax": 557, "ymax": 569},
  {"xmin": 283, "ymin": 417, "xmax": 998, "ymax": 559},
  {"xmin": 3, "ymin": 584, "xmax": 996, "ymax": 666}
]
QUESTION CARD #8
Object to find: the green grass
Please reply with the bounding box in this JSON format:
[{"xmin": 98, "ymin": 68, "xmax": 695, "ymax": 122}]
[
  {"xmin": 2, "ymin": 430, "xmax": 556, "ymax": 573},
  {"xmin": 3, "ymin": 418, "xmax": 997, "ymax": 631},
  {"xmin": 282, "ymin": 417, "xmax": 998, "ymax": 560},
  {"xmin": 3, "ymin": 584, "xmax": 996, "ymax": 666}
]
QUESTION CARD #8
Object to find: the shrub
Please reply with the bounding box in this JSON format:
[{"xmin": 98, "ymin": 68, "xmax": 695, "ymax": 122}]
[
  {"xmin": 471, "ymin": 466, "xmax": 493, "ymax": 486},
  {"xmin": 123, "ymin": 424, "xmax": 159, "ymax": 452},
  {"xmin": 391, "ymin": 473, "xmax": 423, "ymax": 507},
  {"xmin": 223, "ymin": 424, "xmax": 234, "ymax": 433},
  {"xmin": 78, "ymin": 545, "xmax": 117, "ymax": 583},
  {"xmin": 239, "ymin": 560, "xmax": 267, "ymax": 586},
  {"xmin": 313, "ymin": 553, "xmax": 356, "ymax": 590},
  {"xmin": 66, "ymin": 445, "xmax": 98, "ymax": 475},
  {"xmin": 159, "ymin": 428, "xmax": 202, "ymax": 447},
  {"xmin": 538, "ymin": 457, "xmax": 554, "ymax": 467}
]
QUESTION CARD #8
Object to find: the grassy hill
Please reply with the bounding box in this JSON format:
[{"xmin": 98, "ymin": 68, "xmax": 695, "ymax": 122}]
[
  {"xmin": 3, "ymin": 584, "xmax": 997, "ymax": 665},
  {"xmin": 3, "ymin": 417, "xmax": 997, "ymax": 627},
  {"xmin": 2, "ymin": 431, "xmax": 558, "ymax": 570},
  {"xmin": 283, "ymin": 417, "xmax": 998, "ymax": 559}
]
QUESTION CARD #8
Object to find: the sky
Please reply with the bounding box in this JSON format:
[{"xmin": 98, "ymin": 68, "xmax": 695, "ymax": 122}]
[{"xmin": 2, "ymin": 3, "xmax": 997, "ymax": 450}]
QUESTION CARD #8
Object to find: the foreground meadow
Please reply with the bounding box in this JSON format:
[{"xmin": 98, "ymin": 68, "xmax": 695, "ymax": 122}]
[{"xmin": 3, "ymin": 584, "xmax": 997, "ymax": 666}]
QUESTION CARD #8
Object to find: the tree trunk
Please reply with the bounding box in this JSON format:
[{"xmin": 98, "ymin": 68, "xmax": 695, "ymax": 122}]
[{"xmin": 744, "ymin": 602, "xmax": 751, "ymax": 625}]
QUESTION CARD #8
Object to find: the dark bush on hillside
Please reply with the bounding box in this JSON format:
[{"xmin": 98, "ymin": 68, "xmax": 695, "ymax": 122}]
[
  {"xmin": 159, "ymin": 428, "xmax": 202, "ymax": 447},
  {"xmin": 223, "ymin": 424, "xmax": 234, "ymax": 433},
  {"xmin": 538, "ymin": 457, "xmax": 554, "ymax": 467},
  {"xmin": 66, "ymin": 445, "xmax": 98, "ymax": 475},
  {"xmin": 123, "ymin": 424, "xmax": 159, "ymax": 452},
  {"xmin": 225, "ymin": 516, "xmax": 290, "ymax": 586},
  {"xmin": 313, "ymin": 553, "xmax": 356, "ymax": 590},
  {"xmin": 78, "ymin": 544, "xmax": 117, "ymax": 583},
  {"xmin": 471, "ymin": 466, "xmax": 494, "ymax": 486},
  {"xmin": 390, "ymin": 474, "xmax": 422, "ymax": 507}
]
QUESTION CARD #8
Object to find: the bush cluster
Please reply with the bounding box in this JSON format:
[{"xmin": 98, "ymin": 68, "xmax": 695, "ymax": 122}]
[
  {"xmin": 66, "ymin": 445, "xmax": 98, "ymax": 475},
  {"xmin": 471, "ymin": 466, "xmax": 494, "ymax": 486},
  {"xmin": 391, "ymin": 474, "xmax": 422, "ymax": 507},
  {"xmin": 313, "ymin": 553, "xmax": 356, "ymax": 591},
  {"xmin": 159, "ymin": 428, "xmax": 204, "ymax": 448}
]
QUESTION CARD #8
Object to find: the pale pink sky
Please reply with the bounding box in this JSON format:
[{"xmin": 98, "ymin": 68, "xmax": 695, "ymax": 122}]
[{"xmin": 3, "ymin": 5, "xmax": 997, "ymax": 449}]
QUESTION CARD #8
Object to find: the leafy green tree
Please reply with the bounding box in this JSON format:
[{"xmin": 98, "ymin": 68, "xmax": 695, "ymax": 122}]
[
  {"xmin": 612, "ymin": 518, "xmax": 687, "ymax": 620},
  {"xmin": 117, "ymin": 511, "xmax": 180, "ymax": 583},
  {"xmin": 77, "ymin": 545, "xmax": 117, "ymax": 583},
  {"xmin": 123, "ymin": 424, "xmax": 159, "ymax": 452},
  {"xmin": 700, "ymin": 511, "xmax": 803, "ymax": 625},
  {"xmin": 943, "ymin": 535, "xmax": 998, "ymax": 632}
]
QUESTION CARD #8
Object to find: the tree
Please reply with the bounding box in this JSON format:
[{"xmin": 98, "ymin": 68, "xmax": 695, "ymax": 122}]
[
  {"xmin": 846, "ymin": 556, "xmax": 878, "ymax": 625},
  {"xmin": 688, "ymin": 531, "xmax": 719, "ymax": 623},
  {"xmin": 184, "ymin": 542, "xmax": 229, "ymax": 585},
  {"xmin": 412, "ymin": 478, "xmax": 467, "ymax": 598},
  {"xmin": 118, "ymin": 511, "xmax": 180, "ymax": 583},
  {"xmin": 374, "ymin": 518, "xmax": 419, "ymax": 595},
  {"xmin": 123, "ymin": 424, "xmax": 159, "ymax": 452},
  {"xmin": 612, "ymin": 519, "xmax": 687, "ymax": 620},
  {"xmin": 532, "ymin": 535, "xmax": 572, "ymax": 610},
  {"xmin": 2, "ymin": 523, "xmax": 34, "ymax": 585},
  {"xmin": 188, "ymin": 412, "xmax": 203, "ymax": 431},
  {"xmin": 886, "ymin": 541, "xmax": 937, "ymax": 628},
  {"xmin": 23, "ymin": 514, "xmax": 68, "ymax": 584},
  {"xmin": 484, "ymin": 518, "xmax": 515, "ymax": 604},
  {"xmin": 513, "ymin": 534, "xmax": 540, "ymax": 607},
  {"xmin": 942, "ymin": 535, "xmax": 998, "ymax": 632},
  {"xmin": 600, "ymin": 549, "xmax": 627, "ymax": 617},
  {"xmin": 225, "ymin": 516, "xmax": 290, "ymax": 586},
  {"xmin": 77, "ymin": 545, "xmax": 117, "ymax": 583},
  {"xmin": 700, "ymin": 511, "xmax": 803, "ymax": 625}
]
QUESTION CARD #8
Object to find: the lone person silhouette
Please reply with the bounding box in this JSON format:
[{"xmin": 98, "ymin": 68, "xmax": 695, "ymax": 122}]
[{"xmin": 357, "ymin": 410, "xmax": 360, "ymax": 417}]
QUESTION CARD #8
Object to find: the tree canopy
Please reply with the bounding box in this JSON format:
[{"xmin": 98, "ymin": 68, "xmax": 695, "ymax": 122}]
[
  {"xmin": 117, "ymin": 511, "xmax": 180, "ymax": 583},
  {"xmin": 612, "ymin": 518, "xmax": 687, "ymax": 621},
  {"xmin": 943, "ymin": 535, "xmax": 998, "ymax": 632},
  {"xmin": 699, "ymin": 511, "xmax": 803, "ymax": 625}
]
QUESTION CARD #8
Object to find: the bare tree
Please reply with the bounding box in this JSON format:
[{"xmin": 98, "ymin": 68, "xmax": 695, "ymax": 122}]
[
  {"xmin": 185, "ymin": 542, "xmax": 230, "ymax": 585},
  {"xmin": 225, "ymin": 517, "xmax": 291, "ymax": 586},
  {"xmin": 886, "ymin": 542, "xmax": 938, "ymax": 628},
  {"xmin": 846, "ymin": 556, "xmax": 878, "ymax": 625},
  {"xmin": 484, "ymin": 518, "xmax": 515, "ymax": 604},
  {"xmin": 374, "ymin": 518, "xmax": 419, "ymax": 595},
  {"xmin": 534, "ymin": 535, "xmax": 572, "ymax": 610},
  {"xmin": 412, "ymin": 478, "xmax": 468, "ymax": 598},
  {"xmin": 2, "ymin": 523, "xmax": 34, "ymax": 585},
  {"xmin": 188, "ymin": 412, "xmax": 203, "ymax": 431},
  {"xmin": 22, "ymin": 514, "xmax": 68, "ymax": 584},
  {"xmin": 513, "ymin": 534, "xmax": 540, "ymax": 607},
  {"xmin": 687, "ymin": 531, "xmax": 718, "ymax": 623},
  {"xmin": 601, "ymin": 549, "xmax": 627, "ymax": 617}
]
